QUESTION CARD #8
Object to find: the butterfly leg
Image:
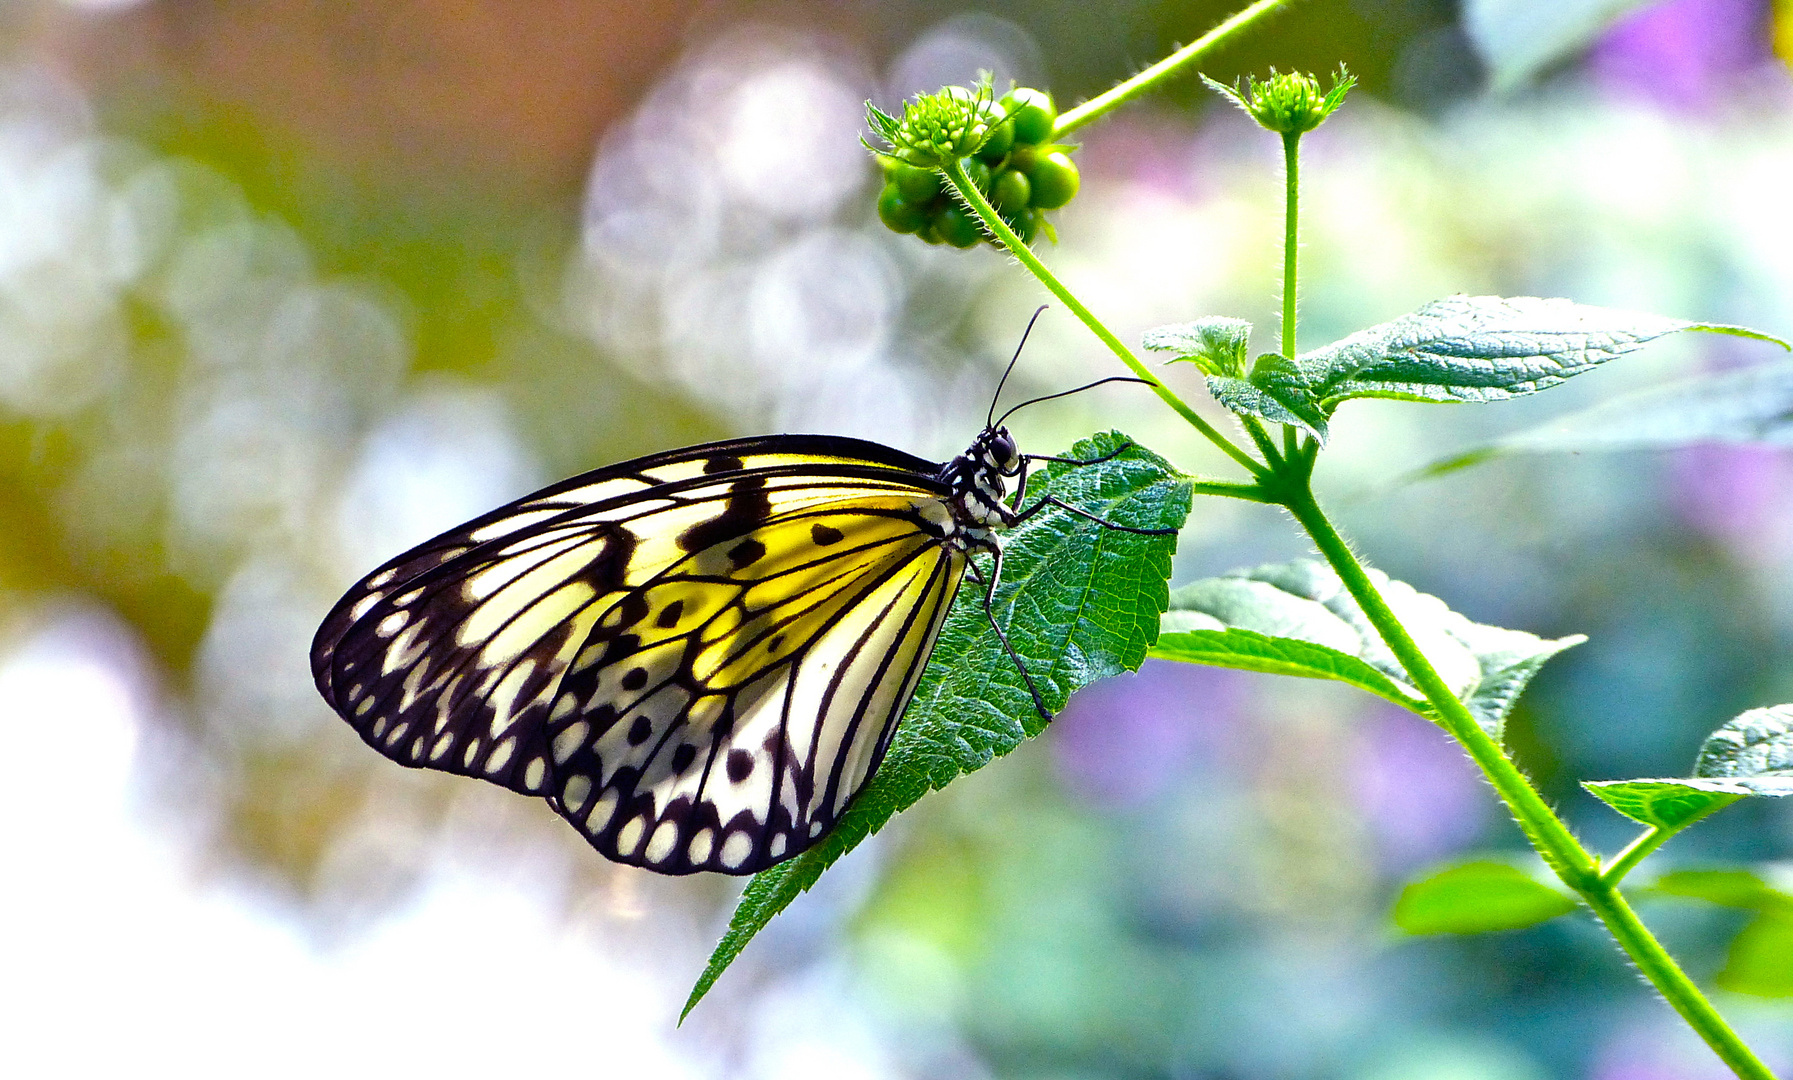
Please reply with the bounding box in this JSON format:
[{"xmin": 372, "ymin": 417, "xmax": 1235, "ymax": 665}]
[
  {"xmin": 964, "ymin": 546, "xmax": 1052, "ymax": 721},
  {"xmin": 1011, "ymin": 494, "xmax": 1179, "ymax": 535},
  {"xmin": 1009, "ymin": 441, "xmax": 1141, "ymax": 513}
]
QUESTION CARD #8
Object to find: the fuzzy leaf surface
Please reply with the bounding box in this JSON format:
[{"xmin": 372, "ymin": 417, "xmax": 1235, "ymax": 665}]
[
  {"xmin": 1294, "ymin": 296, "xmax": 1773, "ymax": 412},
  {"xmin": 1582, "ymin": 780, "xmax": 1748, "ymax": 832},
  {"xmin": 1694, "ymin": 704, "xmax": 1793, "ymax": 795},
  {"xmin": 1151, "ymin": 559, "xmax": 1582, "ymax": 737},
  {"xmin": 1394, "ymin": 860, "xmax": 1578, "ymax": 935},
  {"xmin": 684, "ymin": 432, "xmax": 1190, "ymax": 1017},
  {"xmin": 1143, "ymin": 316, "xmax": 1252, "ymax": 377}
]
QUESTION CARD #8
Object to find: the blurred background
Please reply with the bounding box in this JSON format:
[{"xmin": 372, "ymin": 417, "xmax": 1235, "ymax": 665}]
[{"xmin": 2, "ymin": 0, "xmax": 1791, "ymax": 1076}]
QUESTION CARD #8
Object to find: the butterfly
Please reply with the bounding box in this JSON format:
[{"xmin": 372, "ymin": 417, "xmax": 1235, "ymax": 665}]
[{"xmin": 311, "ymin": 331, "xmax": 1171, "ymax": 875}]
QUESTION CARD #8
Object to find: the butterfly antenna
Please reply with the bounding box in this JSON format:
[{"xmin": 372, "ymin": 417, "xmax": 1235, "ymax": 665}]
[
  {"xmin": 993, "ymin": 376, "xmax": 1160, "ymax": 429},
  {"xmin": 988, "ymin": 305, "xmax": 1050, "ymax": 428}
]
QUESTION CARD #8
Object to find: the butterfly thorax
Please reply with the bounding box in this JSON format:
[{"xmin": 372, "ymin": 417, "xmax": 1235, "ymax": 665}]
[{"xmin": 936, "ymin": 425, "xmax": 1021, "ymax": 535}]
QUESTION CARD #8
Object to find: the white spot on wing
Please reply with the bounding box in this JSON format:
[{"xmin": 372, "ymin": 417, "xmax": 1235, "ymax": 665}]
[
  {"xmin": 644, "ymin": 821, "xmax": 679, "ymax": 864},
  {"xmin": 720, "ymin": 831, "xmax": 752, "ymax": 869},
  {"xmin": 485, "ymin": 735, "xmax": 516, "ymax": 775},
  {"xmin": 616, "ymin": 815, "xmax": 647, "ymax": 855}
]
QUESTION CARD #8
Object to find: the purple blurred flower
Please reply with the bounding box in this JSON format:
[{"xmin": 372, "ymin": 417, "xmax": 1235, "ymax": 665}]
[
  {"xmin": 1587, "ymin": 0, "xmax": 1770, "ymax": 110},
  {"xmin": 1592, "ymin": 1019, "xmax": 1752, "ymax": 1080},
  {"xmin": 1050, "ymin": 661, "xmax": 1247, "ymax": 807},
  {"xmin": 1670, "ymin": 442, "xmax": 1793, "ymax": 562},
  {"xmin": 1348, "ymin": 705, "xmax": 1488, "ymax": 872}
]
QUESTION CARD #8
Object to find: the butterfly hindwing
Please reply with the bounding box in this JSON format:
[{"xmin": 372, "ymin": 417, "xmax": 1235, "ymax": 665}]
[{"xmin": 541, "ymin": 497, "xmax": 966, "ymax": 873}]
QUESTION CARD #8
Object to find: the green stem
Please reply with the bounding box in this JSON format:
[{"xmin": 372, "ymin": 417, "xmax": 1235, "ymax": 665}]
[
  {"xmin": 1189, "ymin": 478, "xmax": 1278, "ymax": 502},
  {"xmin": 1240, "ymin": 415, "xmax": 1283, "ymax": 467},
  {"xmin": 1602, "ymin": 826, "xmax": 1671, "ymax": 886},
  {"xmin": 1286, "ymin": 485, "xmax": 1777, "ymax": 1080},
  {"xmin": 1583, "ymin": 888, "xmax": 1779, "ymax": 1080},
  {"xmin": 1285, "ymin": 487, "xmax": 1595, "ymax": 881},
  {"xmin": 940, "ymin": 158, "xmax": 1265, "ymax": 478},
  {"xmin": 1053, "ymin": 0, "xmax": 1297, "ymax": 138},
  {"xmin": 1281, "ymin": 130, "xmax": 1300, "ymax": 360}
]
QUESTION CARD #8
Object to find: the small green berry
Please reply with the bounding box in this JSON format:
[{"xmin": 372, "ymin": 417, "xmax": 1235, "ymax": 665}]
[
  {"xmin": 934, "ymin": 205, "xmax": 982, "ymax": 248},
  {"xmin": 961, "ymin": 157, "xmax": 992, "ymax": 193},
  {"xmin": 891, "ymin": 162, "xmax": 941, "ymax": 204},
  {"xmin": 1003, "ymin": 208, "xmax": 1040, "ymax": 245},
  {"xmin": 1023, "ymin": 150, "xmax": 1079, "ymax": 209},
  {"xmin": 992, "ymin": 168, "xmax": 1031, "ymax": 214},
  {"xmin": 877, "ymin": 184, "xmax": 932, "ymax": 234},
  {"xmin": 1002, "ymin": 88, "xmax": 1056, "ymax": 145},
  {"xmin": 976, "ymin": 119, "xmax": 1015, "ymax": 163}
]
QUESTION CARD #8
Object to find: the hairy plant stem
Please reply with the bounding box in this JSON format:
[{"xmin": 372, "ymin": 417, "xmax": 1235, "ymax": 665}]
[
  {"xmin": 1286, "ymin": 485, "xmax": 1777, "ymax": 1080},
  {"xmin": 1053, "ymin": 0, "xmax": 1297, "ymax": 138},
  {"xmin": 1603, "ymin": 826, "xmax": 1673, "ymax": 886},
  {"xmin": 1281, "ymin": 130, "xmax": 1300, "ymax": 360},
  {"xmin": 940, "ymin": 158, "xmax": 1265, "ymax": 478},
  {"xmin": 1189, "ymin": 478, "xmax": 1279, "ymax": 502}
]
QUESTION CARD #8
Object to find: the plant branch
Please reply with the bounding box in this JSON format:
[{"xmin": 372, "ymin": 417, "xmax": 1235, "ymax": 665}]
[
  {"xmin": 1583, "ymin": 888, "xmax": 1779, "ymax": 1080},
  {"xmin": 1189, "ymin": 477, "xmax": 1278, "ymax": 502},
  {"xmin": 1281, "ymin": 130, "xmax": 1300, "ymax": 360},
  {"xmin": 1601, "ymin": 826, "xmax": 1671, "ymax": 887},
  {"xmin": 1286, "ymin": 485, "xmax": 1777, "ymax": 1080},
  {"xmin": 1053, "ymin": 0, "xmax": 1298, "ymax": 137},
  {"xmin": 939, "ymin": 158, "xmax": 1266, "ymax": 478}
]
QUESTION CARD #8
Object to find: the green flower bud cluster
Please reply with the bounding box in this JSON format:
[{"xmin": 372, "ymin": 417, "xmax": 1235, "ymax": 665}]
[
  {"xmin": 868, "ymin": 86, "xmax": 1081, "ymax": 249},
  {"xmin": 1203, "ymin": 66, "xmax": 1355, "ymax": 136}
]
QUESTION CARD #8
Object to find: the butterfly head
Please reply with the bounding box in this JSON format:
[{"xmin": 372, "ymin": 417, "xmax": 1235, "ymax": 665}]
[{"xmin": 978, "ymin": 425, "xmax": 1021, "ymax": 476}]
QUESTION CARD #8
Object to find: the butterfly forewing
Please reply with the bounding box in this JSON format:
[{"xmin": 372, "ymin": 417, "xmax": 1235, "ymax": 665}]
[{"xmin": 311, "ymin": 435, "xmax": 961, "ymax": 871}]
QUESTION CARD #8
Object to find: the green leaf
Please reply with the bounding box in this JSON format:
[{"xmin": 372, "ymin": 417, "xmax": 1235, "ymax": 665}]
[
  {"xmin": 683, "ymin": 432, "xmax": 1191, "ymax": 1018},
  {"xmin": 1393, "ymin": 859, "xmax": 1578, "ymax": 935},
  {"xmin": 1580, "ymin": 706, "xmax": 1793, "ymax": 837},
  {"xmin": 1142, "ymin": 316, "xmax": 1252, "ymax": 377},
  {"xmin": 1648, "ymin": 867, "xmax": 1792, "ymax": 910},
  {"xmin": 1150, "ymin": 559, "xmax": 1582, "ymax": 738},
  {"xmin": 1695, "ymin": 704, "xmax": 1793, "ymax": 795},
  {"xmin": 1582, "ymin": 779, "xmax": 1748, "ymax": 831},
  {"xmin": 1207, "ymin": 354, "xmax": 1331, "ymax": 440},
  {"xmin": 1243, "ymin": 295, "xmax": 1782, "ymax": 441},
  {"xmin": 1407, "ymin": 359, "xmax": 1793, "ymax": 482},
  {"xmin": 1645, "ymin": 866, "xmax": 1793, "ymax": 995},
  {"xmin": 1719, "ymin": 911, "xmax": 1793, "ymax": 997}
]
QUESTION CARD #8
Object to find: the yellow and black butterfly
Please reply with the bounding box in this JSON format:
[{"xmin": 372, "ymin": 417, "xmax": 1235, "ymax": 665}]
[{"xmin": 312, "ymin": 339, "xmax": 1169, "ymax": 875}]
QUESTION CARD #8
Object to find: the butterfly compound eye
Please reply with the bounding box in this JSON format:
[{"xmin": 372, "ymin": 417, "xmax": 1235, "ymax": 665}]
[{"xmin": 992, "ymin": 429, "xmax": 1019, "ymax": 470}]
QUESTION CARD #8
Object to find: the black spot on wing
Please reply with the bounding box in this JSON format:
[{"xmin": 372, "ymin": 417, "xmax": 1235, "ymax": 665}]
[
  {"xmin": 727, "ymin": 537, "xmax": 766, "ymax": 569},
  {"xmin": 703, "ymin": 455, "xmax": 745, "ymax": 474},
  {"xmin": 656, "ymin": 600, "xmax": 684, "ymax": 628},
  {"xmin": 727, "ymin": 749, "xmax": 754, "ymax": 783},
  {"xmin": 677, "ymin": 477, "xmax": 770, "ymax": 552},
  {"xmin": 810, "ymin": 523, "xmax": 844, "ymax": 546}
]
